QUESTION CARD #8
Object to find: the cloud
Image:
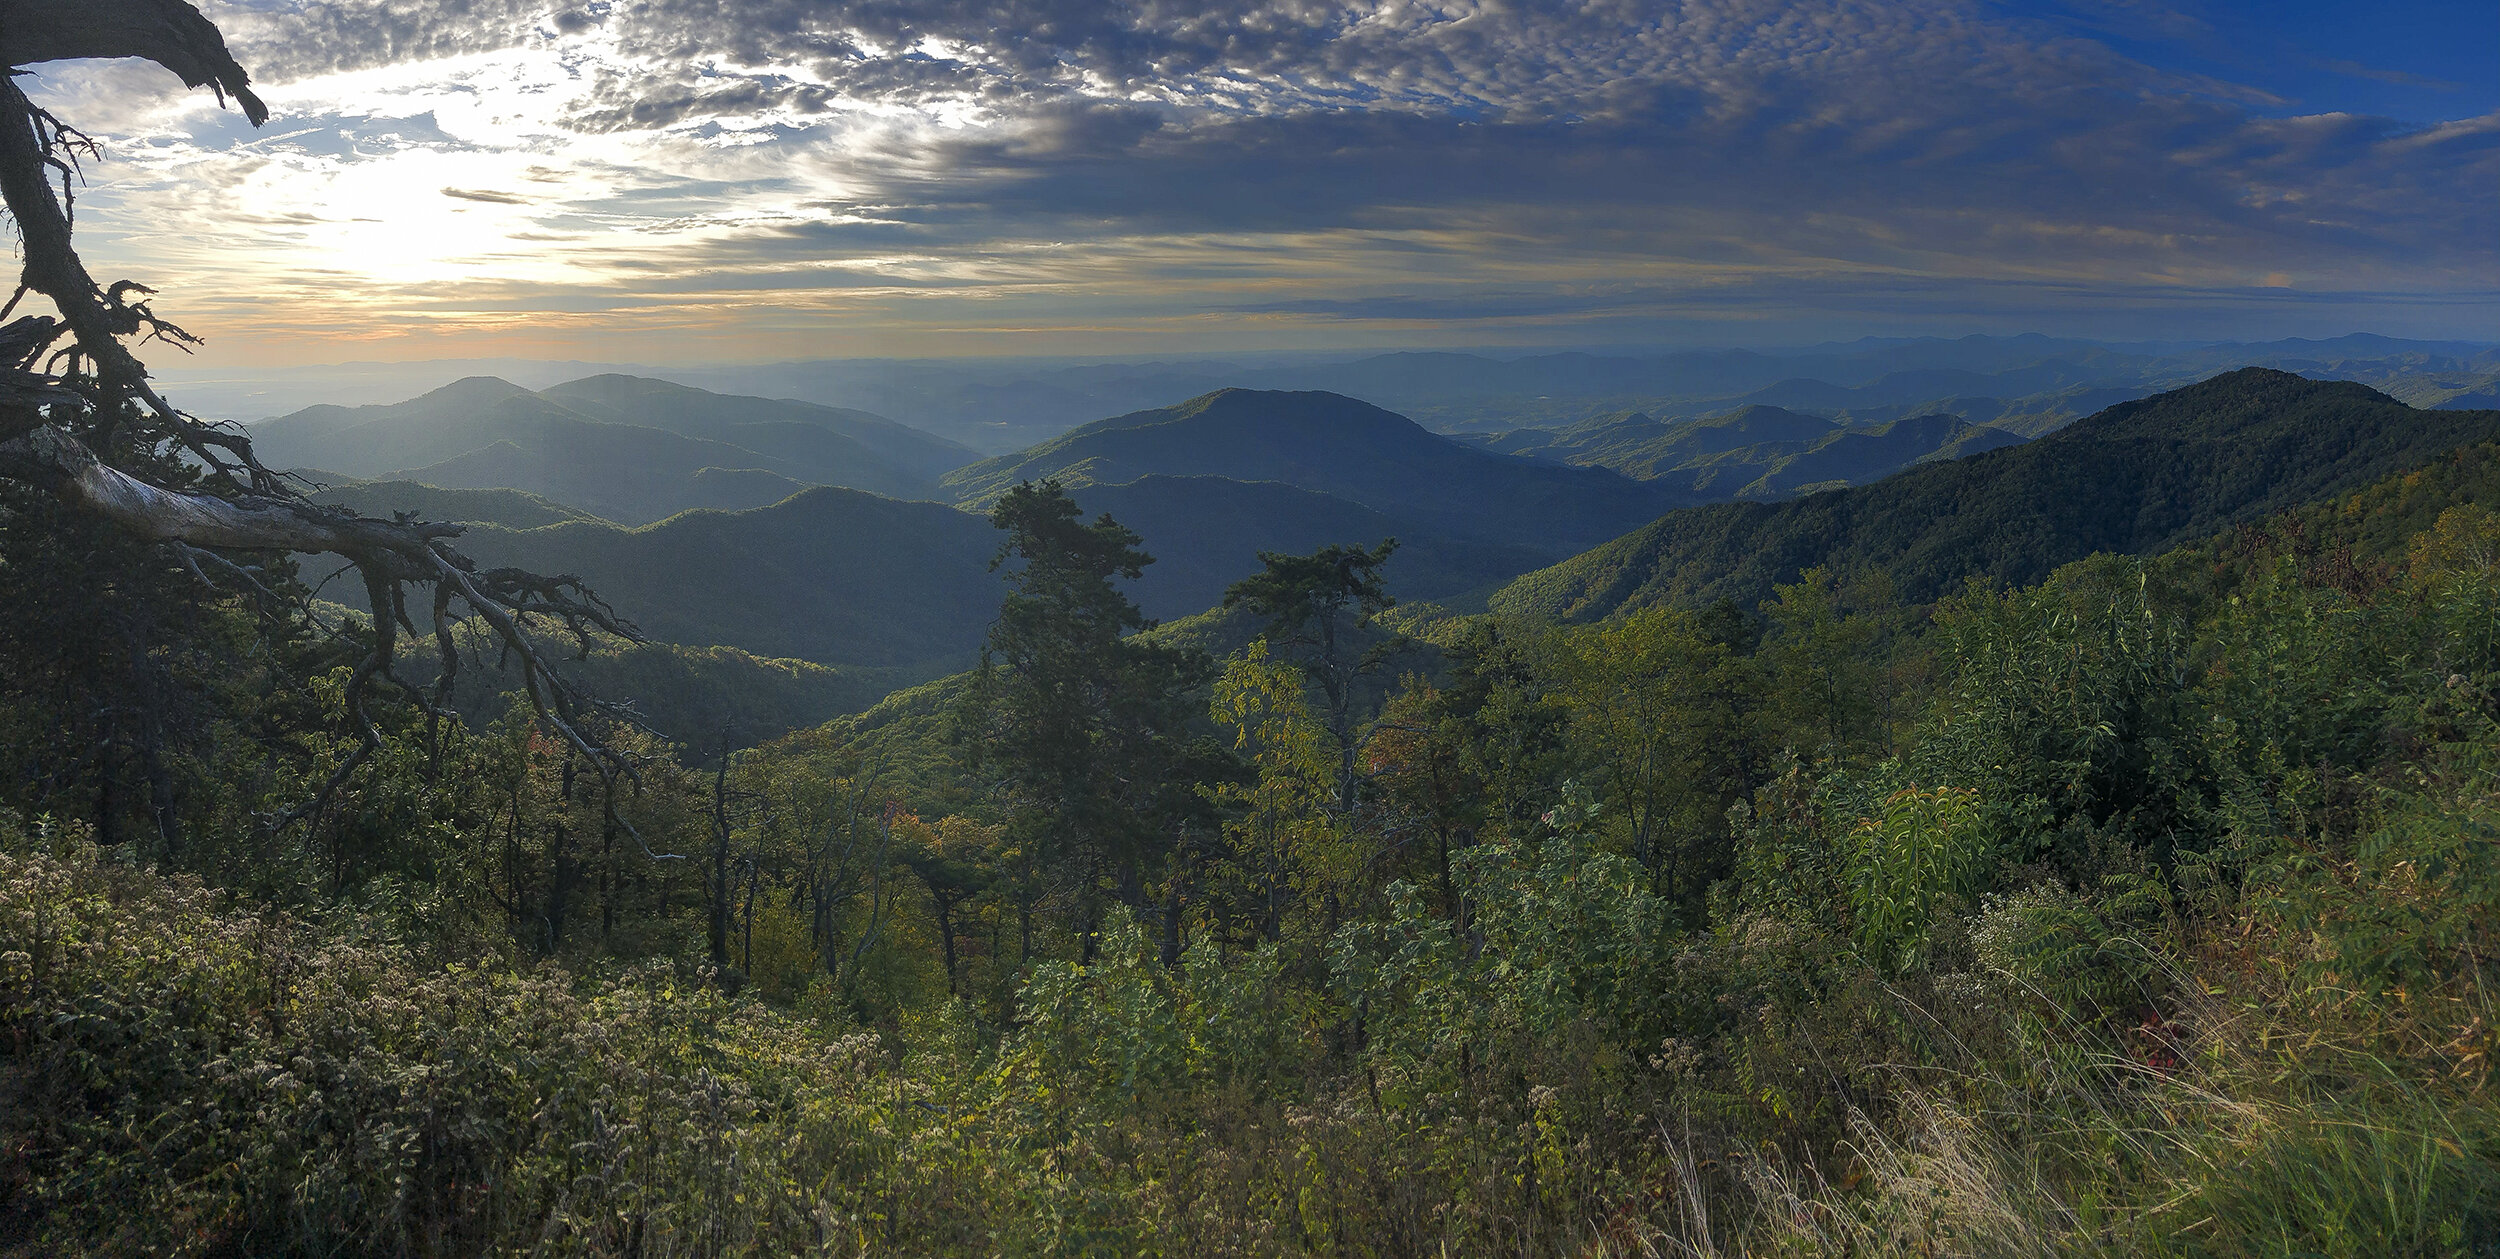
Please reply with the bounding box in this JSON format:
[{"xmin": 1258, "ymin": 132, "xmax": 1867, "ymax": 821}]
[
  {"xmin": 8, "ymin": 0, "xmax": 2492, "ymax": 363},
  {"xmin": 2318, "ymin": 59, "xmax": 2464, "ymax": 92}
]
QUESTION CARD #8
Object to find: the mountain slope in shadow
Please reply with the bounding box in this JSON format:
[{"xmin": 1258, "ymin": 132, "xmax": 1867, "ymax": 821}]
[
  {"xmin": 941, "ymin": 388, "xmax": 1692, "ymax": 556},
  {"xmin": 1493, "ymin": 369, "xmax": 2500, "ymax": 621}
]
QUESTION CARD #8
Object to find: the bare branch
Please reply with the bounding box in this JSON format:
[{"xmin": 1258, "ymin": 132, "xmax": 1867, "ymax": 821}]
[
  {"xmin": 0, "ymin": 422, "xmax": 460, "ymax": 552},
  {"xmin": 0, "ymin": 13, "xmax": 654, "ymax": 825},
  {"xmin": 0, "ymin": 0, "xmax": 269, "ymax": 124}
]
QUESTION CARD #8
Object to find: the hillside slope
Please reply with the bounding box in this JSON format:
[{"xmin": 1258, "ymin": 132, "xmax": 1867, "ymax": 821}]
[
  {"xmin": 536, "ymin": 374, "xmax": 974, "ymax": 481},
  {"xmin": 941, "ymin": 389, "xmax": 1688, "ymax": 555},
  {"xmin": 1489, "ymin": 405, "xmax": 2024, "ymax": 494},
  {"xmin": 453, "ymin": 489, "xmax": 1005, "ymax": 676},
  {"xmin": 1492, "ymin": 369, "xmax": 2500, "ymax": 620},
  {"xmin": 382, "ymin": 417, "xmax": 819, "ymax": 523},
  {"xmin": 1073, "ymin": 476, "xmax": 1551, "ymax": 615},
  {"xmin": 447, "ymin": 474, "xmax": 1551, "ymax": 689}
]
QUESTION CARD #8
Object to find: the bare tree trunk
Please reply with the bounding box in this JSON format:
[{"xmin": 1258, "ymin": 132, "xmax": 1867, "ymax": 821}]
[
  {"xmin": 933, "ymin": 889, "xmax": 962, "ymax": 995},
  {"xmin": 547, "ymin": 755, "xmax": 577, "ymax": 953},
  {"xmin": 740, "ymin": 860, "xmax": 759, "ymax": 977},
  {"xmin": 709, "ymin": 740, "xmax": 733, "ymax": 975},
  {"xmin": 1160, "ymin": 858, "xmax": 1185, "ymax": 970}
]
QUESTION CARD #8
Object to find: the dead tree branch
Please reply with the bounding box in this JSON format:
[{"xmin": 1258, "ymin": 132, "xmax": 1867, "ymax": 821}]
[{"xmin": 0, "ymin": 2, "xmax": 650, "ymax": 826}]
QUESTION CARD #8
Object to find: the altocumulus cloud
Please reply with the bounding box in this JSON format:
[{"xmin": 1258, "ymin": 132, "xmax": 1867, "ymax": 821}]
[{"xmin": 14, "ymin": 0, "xmax": 2497, "ymax": 361}]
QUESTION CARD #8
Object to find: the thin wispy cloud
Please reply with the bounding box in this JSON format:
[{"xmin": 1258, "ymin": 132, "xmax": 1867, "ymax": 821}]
[{"xmin": 18, "ymin": 0, "xmax": 2496, "ymax": 363}]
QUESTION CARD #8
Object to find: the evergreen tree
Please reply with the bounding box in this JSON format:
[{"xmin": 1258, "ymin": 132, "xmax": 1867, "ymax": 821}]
[
  {"xmin": 964, "ymin": 480, "xmax": 1210, "ymax": 959},
  {"xmin": 1223, "ymin": 539, "xmax": 1400, "ymax": 811}
]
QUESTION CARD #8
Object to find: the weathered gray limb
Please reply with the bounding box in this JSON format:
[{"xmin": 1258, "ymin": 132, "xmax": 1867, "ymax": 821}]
[
  {"xmin": 0, "ymin": 0, "xmax": 267, "ymax": 122},
  {"xmin": 0, "ymin": 1, "xmax": 653, "ymax": 825},
  {"xmin": 0, "ymin": 422, "xmax": 460, "ymax": 553}
]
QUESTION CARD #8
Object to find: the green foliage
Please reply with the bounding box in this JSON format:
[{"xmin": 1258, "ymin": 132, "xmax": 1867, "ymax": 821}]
[
  {"xmin": 2199, "ymin": 558, "xmax": 2407, "ymax": 781},
  {"xmin": 1495, "ymin": 404, "xmax": 2026, "ymax": 498},
  {"xmin": 1341, "ymin": 787, "xmax": 1672, "ymax": 1085},
  {"xmin": 0, "ymin": 488, "xmax": 342, "ymax": 873},
  {"xmin": 1554, "ymin": 603, "xmax": 1751, "ymax": 902},
  {"xmin": 2254, "ymin": 757, "xmax": 2500, "ymax": 1004},
  {"xmin": 0, "ymin": 822, "xmax": 899, "ymax": 1255},
  {"xmin": 1004, "ymin": 912, "xmax": 1190, "ymax": 1120},
  {"xmin": 1226, "ymin": 538, "xmax": 1402, "ymax": 812},
  {"xmin": 18, "ymin": 373, "xmax": 2500, "ymax": 1253},
  {"xmin": 1969, "ymin": 866, "xmax": 2170, "ymax": 1021},
  {"xmin": 1205, "ymin": 643, "xmax": 1347, "ymax": 943},
  {"xmin": 2412, "ymin": 503, "xmax": 2500, "ymax": 679},
  {"xmin": 2172, "ymin": 1086, "xmax": 2500, "ymax": 1259},
  {"xmin": 1846, "ymin": 784, "xmax": 1992, "ymax": 974},
  {"xmin": 962, "ymin": 480, "xmax": 1214, "ymax": 956},
  {"xmin": 1757, "ymin": 566, "xmax": 1898, "ymax": 759},
  {"xmin": 1495, "ymin": 368, "xmax": 2500, "ymax": 620},
  {"xmin": 1913, "ymin": 555, "xmax": 2213, "ymax": 867}
]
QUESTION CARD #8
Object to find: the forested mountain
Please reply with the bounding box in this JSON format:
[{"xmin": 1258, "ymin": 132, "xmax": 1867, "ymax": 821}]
[
  {"xmin": 1475, "ymin": 404, "xmax": 2024, "ymax": 493},
  {"xmin": 441, "ymin": 473, "xmax": 1552, "ymax": 690},
  {"xmin": 23, "ymin": 372, "xmax": 2500, "ymax": 1253},
  {"xmin": 249, "ymin": 374, "xmax": 973, "ymax": 522},
  {"xmin": 1075, "ymin": 476, "xmax": 1548, "ymax": 614},
  {"xmin": 453, "ymin": 487, "xmax": 1005, "ymax": 675},
  {"xmin": 1494, "ymin": 368, "xmax": 2500, "ymax": 620},
  {"xmin": 290, "ymin": 369, "xmax": 2487, "ymax": 716},
  {"xmin": 1733, "ymin": 413, "xmax": 2023, "ymax": 493},
  {"xmin": 535, "ymin": 374, "xmax": 976, "ymax": 482},
  {"xmin": 386, "ymin": 422, "xmax": 819, "ymax": 523},
  {"xmin": 2388, "ymin": 370, "xmax": 2500, "ymax": 410},
  {"xmin": 415, "ymin": 632, "xmax": 885, "ymax": 752},
  {"xmin": 14, "ymin": 0, "xmax": 2500, "ymax": 1244},
  {"xmin": 942, "ymin": 388, "xmax": 1690, "ymax": 554}
]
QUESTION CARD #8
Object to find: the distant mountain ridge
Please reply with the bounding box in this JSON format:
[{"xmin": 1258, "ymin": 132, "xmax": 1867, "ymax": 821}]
[
  {"xmin": 250, "ymin": 374, "xmax": 976, "ymax": 523},
  {"xmin": 275, "ymin": 368, "xmax": 2500, "ymax": 720},
  {"xmin": 452, "ymin": 488, "xmax": 1003, "ymax": 677},
  {"xmin": 441, "ymin": 470, "xmax": 1571, "ymax": 697},
  {"xmin": 1492, "ymin": 369, "xmax": 2500, "ymax": 621},
  {"xmin": 537, "ymin": 375, "xmax": 972, "ymax": 482},
  {"xmin": 941, "ymin": 388, "xmax": 1694, "ymax": 556},
  {"xmin": 283, "ymin": 384, "xmax": 1678, "ymax": 691},
  {"xmin": 1471, "ymin": 404, "xmax": 2025, "ymax": 494},
  {"xmin": 187, "ymin": 332, "xmax": 2500, "ymax": 461}
]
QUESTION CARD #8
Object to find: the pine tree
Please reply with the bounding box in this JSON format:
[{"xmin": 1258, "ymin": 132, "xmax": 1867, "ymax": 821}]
[{"xmin": 965, "ymin": 480, "xmax": 1211, "ymax": 960}]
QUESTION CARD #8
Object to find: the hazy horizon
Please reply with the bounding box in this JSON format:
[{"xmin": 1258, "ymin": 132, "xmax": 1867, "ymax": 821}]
[{"xmin": 149, "ymin": 329, "xmax": 2500, "ymax": 436}]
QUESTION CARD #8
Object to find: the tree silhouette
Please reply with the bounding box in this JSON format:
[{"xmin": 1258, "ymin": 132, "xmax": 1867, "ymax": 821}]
[
  {"xmin": 1223, "ymin": 539, "xmax": 1399, "ymax": 811},
  {"xmin": 0, "ymin": 1, "xmax": 646, "ymax": 822}
]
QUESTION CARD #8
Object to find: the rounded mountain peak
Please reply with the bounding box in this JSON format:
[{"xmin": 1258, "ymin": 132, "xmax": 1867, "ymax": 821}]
[
  {"xmin": 1157, "ymin": 387, "xmax": 1420, "ymax": 433},
  {"xmin": 413, "ymin": 376, "xmax": 531, "ymax": 407}
]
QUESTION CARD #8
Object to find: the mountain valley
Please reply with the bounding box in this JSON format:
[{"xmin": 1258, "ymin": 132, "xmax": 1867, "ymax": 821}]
[{"xmin": 272, "ymin": 364, "xmax": 2500, "ymax": 729}]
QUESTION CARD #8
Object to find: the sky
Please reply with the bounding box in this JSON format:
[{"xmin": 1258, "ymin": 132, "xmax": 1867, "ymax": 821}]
[{"xmin": 17, "ymin": 0, "xmax": 2499, "ymax": 366}]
